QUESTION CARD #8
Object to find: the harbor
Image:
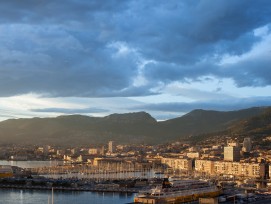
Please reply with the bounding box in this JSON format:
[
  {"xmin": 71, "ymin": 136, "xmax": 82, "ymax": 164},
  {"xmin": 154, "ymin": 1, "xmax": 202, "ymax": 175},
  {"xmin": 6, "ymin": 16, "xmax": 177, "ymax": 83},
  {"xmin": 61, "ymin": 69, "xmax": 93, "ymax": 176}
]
[
  {"xmin": 2, "ymin": 171, "xmax": 271, "ymax": 204},
  {"xmin": 0, "ymin": 188, "xmax": 135, "ymax": 204},
  {"xmin": 2, "ymin": 160, "xmax": 271, "ymax": 203}
]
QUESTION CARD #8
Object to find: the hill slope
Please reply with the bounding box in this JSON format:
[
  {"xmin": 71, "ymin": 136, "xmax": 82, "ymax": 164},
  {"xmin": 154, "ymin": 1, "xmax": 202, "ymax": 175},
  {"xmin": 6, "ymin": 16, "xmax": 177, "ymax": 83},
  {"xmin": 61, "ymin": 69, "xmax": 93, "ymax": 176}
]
[
  {"xmin": 159, "ymin": 107, "xmax": 268, "ymax": 140},
  {"xmin": 0, "ymin": 112, "xmax": 158, "ymax": 145},
  {"xmin": 0, "ymin": 107, "xmax": 269, "ymax": 145},
  {"xmin": 191, "ymin": 107, "xmax": 271, "ymax": 144},
  {"xmin": 229, "ymin": 107, "xmax": 271, "ymax": 140}
]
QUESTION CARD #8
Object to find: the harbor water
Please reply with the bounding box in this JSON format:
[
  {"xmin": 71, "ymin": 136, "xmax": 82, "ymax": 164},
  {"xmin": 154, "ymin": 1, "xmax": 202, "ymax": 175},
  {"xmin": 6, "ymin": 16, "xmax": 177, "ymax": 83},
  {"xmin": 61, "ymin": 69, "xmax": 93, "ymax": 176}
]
[
  {"xmin": 0, "ymin": 160, "xmax": 139, "ymax": 203},
  {"xmin": 0, "ymin": 189, "xmax": 134, "ymax": 204},
  {"xmin": 0, "ymin": 160, "xmax": 159, "ymax": 203}
]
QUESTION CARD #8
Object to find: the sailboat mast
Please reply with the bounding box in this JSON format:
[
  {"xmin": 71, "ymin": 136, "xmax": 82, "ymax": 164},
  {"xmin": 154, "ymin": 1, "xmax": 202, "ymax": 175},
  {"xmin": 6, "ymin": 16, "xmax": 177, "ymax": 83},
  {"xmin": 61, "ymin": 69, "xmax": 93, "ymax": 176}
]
[{"xmin": 52, "ymin": 187, "xmax": 54, "ymax": 204}]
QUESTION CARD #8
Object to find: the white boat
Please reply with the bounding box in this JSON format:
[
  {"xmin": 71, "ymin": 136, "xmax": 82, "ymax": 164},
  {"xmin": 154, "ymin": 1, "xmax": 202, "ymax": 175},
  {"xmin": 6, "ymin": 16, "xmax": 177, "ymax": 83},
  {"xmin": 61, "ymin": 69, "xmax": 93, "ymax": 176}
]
[{"xmin": 134, "ymin": 178, "xmax": 222, "ymax": 204}]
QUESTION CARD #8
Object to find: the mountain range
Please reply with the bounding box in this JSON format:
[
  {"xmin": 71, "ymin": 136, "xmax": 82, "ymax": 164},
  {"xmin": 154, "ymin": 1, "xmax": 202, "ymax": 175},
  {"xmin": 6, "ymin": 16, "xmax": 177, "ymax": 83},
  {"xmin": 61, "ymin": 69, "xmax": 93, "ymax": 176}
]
[{"xmin": 0, "ymin": 106, "xmax": 270, "ymax": 146}]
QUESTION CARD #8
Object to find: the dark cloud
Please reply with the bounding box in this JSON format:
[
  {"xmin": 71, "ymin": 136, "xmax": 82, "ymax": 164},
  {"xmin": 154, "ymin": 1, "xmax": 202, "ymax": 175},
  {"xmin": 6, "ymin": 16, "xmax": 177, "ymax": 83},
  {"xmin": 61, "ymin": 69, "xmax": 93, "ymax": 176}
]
[
  {"xmin": 114, "ymin": 0, "xmax": 271, "ymax": 63},
  {"xmin": 144, "ymin": 61, "xmax": 217, "ymax": 84},
  {"xmin": 0, "ymin": 25, "xmax": 140, "ymax": 97},
  {"xmin": 221, "ymin": 56, "xmax": 271, "ymax": 87},
  {"xmin": 0, "ymin": 0, "xmax": 270, "ymax": 97},
  {"xmin": 0, "ymin": 0, "xmax": 128, "ymax": 25}
]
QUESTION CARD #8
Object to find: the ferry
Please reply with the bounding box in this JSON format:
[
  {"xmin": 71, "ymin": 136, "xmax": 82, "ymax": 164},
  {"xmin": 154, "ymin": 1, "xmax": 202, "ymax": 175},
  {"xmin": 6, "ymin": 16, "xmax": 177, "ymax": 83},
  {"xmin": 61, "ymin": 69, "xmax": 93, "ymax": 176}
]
[{"xmin": 134, "ymin": 178, "xmax": 222, "ymax": 204}]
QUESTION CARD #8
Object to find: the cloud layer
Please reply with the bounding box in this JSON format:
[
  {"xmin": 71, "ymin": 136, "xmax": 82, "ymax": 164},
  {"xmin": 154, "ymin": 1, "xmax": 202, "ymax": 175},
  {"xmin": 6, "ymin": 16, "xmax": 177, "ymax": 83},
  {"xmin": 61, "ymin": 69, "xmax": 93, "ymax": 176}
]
[{"xmin": 0, "ymin": 0, "xmax": 271, "ymax": 120}]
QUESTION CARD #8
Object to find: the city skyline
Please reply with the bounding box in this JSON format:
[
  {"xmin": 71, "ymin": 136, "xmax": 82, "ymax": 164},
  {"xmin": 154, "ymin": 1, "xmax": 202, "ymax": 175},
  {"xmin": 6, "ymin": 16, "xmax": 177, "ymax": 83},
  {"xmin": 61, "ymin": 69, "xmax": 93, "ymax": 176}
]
[{"xmin": 1, "ymin": 0, "xmax": 271, "ymax": 121}]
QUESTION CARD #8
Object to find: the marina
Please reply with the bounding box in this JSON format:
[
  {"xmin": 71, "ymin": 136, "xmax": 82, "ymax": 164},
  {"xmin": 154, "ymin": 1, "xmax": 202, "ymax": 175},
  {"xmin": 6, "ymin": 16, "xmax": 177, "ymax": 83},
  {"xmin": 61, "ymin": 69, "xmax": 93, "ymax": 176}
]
[{"xmin": 2, "ymin": 160, "xmax": 271, "ymax": 204}]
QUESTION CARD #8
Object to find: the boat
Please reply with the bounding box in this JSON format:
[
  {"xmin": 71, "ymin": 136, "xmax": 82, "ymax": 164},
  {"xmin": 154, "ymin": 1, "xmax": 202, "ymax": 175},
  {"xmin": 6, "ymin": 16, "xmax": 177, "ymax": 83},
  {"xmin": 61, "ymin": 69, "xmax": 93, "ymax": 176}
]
[{"xmin": 134, "ymin": 178, "xmax": 222, "ymax": 204}]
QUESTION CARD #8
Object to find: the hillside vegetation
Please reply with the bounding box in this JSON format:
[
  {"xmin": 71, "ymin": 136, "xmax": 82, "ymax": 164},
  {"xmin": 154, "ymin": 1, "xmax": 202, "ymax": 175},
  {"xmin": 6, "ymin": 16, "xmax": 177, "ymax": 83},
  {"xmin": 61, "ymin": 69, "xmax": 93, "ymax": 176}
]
[{"xmin": 0, "ymin": 107, "xmax": 269, "ymax": 146}]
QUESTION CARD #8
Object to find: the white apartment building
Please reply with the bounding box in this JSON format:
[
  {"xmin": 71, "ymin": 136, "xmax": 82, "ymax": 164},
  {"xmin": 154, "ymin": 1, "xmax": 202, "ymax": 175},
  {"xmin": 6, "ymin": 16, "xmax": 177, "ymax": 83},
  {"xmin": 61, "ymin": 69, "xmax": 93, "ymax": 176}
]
[
  {"xmin": 161, "ymin": 157, "xmax": 193, "ymax": 172},
  {"xmin": 195, "ymin": 159, "xmax": 265, "ymax": 178}
]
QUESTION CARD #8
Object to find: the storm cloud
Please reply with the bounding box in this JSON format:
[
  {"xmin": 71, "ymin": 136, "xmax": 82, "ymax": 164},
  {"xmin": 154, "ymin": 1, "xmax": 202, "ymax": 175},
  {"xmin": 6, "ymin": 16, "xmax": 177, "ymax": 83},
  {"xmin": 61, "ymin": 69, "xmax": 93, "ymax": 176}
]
[
  {"xmin": 0, "ymin": 0, "xmax": 271, "ymax": 120},
  {"xmin": 0, "ymin": 0, "xmax": 270, "ymax": 98}
]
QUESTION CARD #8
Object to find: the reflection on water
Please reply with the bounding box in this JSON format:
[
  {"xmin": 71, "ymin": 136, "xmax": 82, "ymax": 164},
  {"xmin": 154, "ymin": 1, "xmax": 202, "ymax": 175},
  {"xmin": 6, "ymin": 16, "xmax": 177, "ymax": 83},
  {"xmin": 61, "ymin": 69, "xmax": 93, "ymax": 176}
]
[{"xmin": 0, "ymin": 189, "xmax": 134, "ymax": 204}]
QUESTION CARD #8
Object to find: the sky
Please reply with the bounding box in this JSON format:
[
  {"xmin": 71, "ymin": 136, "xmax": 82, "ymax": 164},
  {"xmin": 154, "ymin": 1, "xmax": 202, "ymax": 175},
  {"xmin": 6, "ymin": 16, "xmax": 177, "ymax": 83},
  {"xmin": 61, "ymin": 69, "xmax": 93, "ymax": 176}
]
[{"xmin": 0, "ymin": 0, "xmax": 271, "ymax": 121}]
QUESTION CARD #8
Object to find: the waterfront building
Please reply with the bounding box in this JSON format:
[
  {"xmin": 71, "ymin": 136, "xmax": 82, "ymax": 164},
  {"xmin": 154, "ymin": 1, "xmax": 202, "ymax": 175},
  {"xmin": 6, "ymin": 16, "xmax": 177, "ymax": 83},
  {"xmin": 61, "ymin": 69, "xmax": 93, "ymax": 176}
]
[
  {"xmin": 195, "ymin": 159, "xmax": 215, "ymax": 175},
  {"xmin": 195, "ymin": 159, "xmax": 265, "ymax": 178},
  {"xmin": 161, "ymin": 157, "xmax": 193, "ymax": 172},
  {"xmin": 214, "ymin": 161, "xmax": 265, "ymax": 178}
]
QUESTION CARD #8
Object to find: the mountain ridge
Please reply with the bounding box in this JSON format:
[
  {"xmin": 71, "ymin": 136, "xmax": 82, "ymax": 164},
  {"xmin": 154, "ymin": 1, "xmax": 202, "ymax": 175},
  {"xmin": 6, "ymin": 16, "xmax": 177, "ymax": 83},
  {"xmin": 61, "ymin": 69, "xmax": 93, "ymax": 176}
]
[{"xmin": 0, "ymin": 107, "xmax": 269, "ymax": 146}]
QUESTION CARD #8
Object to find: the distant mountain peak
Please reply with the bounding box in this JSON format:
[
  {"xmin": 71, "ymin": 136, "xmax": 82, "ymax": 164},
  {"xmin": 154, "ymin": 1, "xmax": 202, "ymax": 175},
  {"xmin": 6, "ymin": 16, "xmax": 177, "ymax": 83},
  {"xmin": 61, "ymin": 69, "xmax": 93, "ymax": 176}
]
[{"xmin": 104, "ymin": 111, "xmax": 157, "ymax": 123}]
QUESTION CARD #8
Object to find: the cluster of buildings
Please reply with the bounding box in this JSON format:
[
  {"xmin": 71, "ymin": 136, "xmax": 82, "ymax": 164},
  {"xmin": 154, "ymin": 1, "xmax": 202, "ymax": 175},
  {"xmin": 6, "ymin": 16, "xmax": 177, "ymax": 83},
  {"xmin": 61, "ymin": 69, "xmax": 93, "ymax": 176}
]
[
  {"xmin": 0, "ymin": 140, "xmax": 118, "ymax": 161},
  {"xmin": 161, "ymin": 138, "xmax": 268, "ymax": 179},
  {"xmin": 2, "ymin": 136, "xmax": 271, "ymax": 181}
]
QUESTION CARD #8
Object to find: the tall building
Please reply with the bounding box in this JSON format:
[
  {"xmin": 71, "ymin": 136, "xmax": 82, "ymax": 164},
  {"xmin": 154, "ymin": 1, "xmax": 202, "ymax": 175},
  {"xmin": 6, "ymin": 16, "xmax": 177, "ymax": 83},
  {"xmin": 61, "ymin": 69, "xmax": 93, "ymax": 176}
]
[
  {"xmin": 242, "ymin": 137, "xmax": 252, "ymax": 153},
  {"xmin": 100, "ymin": 145, "xmax": 105, "ymax": 155},
  {"xmin": 108, "ymin": 141, "xmax": 115, "ymax": 153},
  {"xmin": 224, "ymin": 146, "xmax": 240, "ymax": 162}
]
